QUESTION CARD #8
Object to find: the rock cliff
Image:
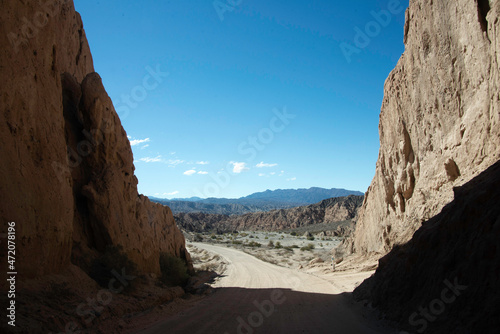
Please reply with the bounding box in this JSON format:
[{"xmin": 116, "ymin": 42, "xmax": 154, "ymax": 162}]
[
  {"xmin": 351, "ymin": 0, "xmax": 500, "ymax": 255},
  {"xmin": 0, "ymin": 0, "xmax": 191, "ymax": 279}
]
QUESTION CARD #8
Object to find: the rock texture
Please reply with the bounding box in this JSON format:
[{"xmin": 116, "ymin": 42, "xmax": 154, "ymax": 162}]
[
  {"xmin": 351, "ymin": 0, "xmax": 500, "ymax": 255},
  {"xmin": 175, "ymin": 195, "xmax": 363, "ymax": 233},
  {"xmin": 354, "ymin": 160, "xmax": 500, "ymax": 333},
  {"xmin": 0, "ymin": 0, "xmax": 191, "ymax": 279}
]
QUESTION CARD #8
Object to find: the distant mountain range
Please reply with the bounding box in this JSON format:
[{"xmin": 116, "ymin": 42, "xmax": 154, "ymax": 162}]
[{"xmin": 150, "ymin": 187, "xmax": 363, "ymax": 215}]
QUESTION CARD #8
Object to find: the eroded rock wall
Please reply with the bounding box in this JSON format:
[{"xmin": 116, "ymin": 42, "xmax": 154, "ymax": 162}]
[
  {"xmin": 352, "ymin": 0, "xmax": 500, "ymax": 255},
  {"xmin": 0, "ymin": 0, "xmax": 191, "ymax": 279}
]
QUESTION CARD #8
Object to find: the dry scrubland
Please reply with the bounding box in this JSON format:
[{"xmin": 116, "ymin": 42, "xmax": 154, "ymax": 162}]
[{"xmin": 186, "ymin": 230, "xmax": 341, "ymax": 269}]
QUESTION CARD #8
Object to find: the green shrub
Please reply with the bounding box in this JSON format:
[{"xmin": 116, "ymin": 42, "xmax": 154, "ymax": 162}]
[
  {"xmin": 240, "ymin": 232, "xmax": 248, "ymax": 237},
  {"xmin": 290, "ymin": 231, "xmax": 298, "ymax": 236},
  {"xmin": 300, "ymin": 244, "xmax": 315, "ymax": 251},
  {"xmin": 307, "ymin": 235, "xmax": 315, "ymax": 241},
  {"xmin": 194, "ymin": 234, "xmax": 203, "ymax": 242},
  {"xmin": 268, "ymin": 240, "xmax": 274, "ymax": 248},
  {"xmin": 275, "ymin": 241, "xmax": 283, "ymax": 249},
  {"xmin": 159, "ymin": 253, "xmax": 190, "ymax": 286},
  {"xmin": 232, "ymin": 240, "xmax": 243, "ymax": 245},
  {"xmin": 90, "ymin": 245, "xmax": 137, "ymax": 291},
  {"xmin": 247, "ymin": 241, "xmax": 261, "ymax": 248}
]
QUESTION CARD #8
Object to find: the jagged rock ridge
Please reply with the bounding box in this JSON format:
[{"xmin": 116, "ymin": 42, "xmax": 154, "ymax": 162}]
[{"xmin": 175, "ymin": 195, "xmax": 363, "ymax": 233}]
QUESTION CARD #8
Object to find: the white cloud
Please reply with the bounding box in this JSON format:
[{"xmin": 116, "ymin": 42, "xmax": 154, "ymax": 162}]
[
  {"xmin": 256, "ymin": 161, "xmax": 278, "ymax": 168},
  {"xmin": 165, "ymin": 191, "xmax": 179, "ymax": 196},
  {"xmin": 287, "ymin": 177, "xmax": 297, "ymax": 181},
  {"xmin": 166, "ymin": 159, "xmax": 184, "ymax": 167},
  {"xmin": 258, "ymin": 173, "xmax": 267, "ymax": 177},
  {"xmin": 139, "ymin": 155, "xmax": 162, "ymax": 163},
  {"xmin": 197, "ymin": 171, "xmax": 208, "ymax": 175},
  {"xmin": 279, "ymin": 170, "xmax": 285, "ymax": 176},
  {"xmin": 130, "ymin": 138, "xmax": 150, "ymax": 146},
  {"xmin": 231, "ymin": 162, "xmax": 249, "ymax": 174},
  {"xmin": 183, "ymin": 169, "xmax": 197, "ymax": 176},
  {"xmin": 196, "ymin": 161, "xmax": 209, "ymax": 165},
  {"xmin": 155, "ymin": 191, "xmax": 180, "ymax": 197},
  {"xmin": 141, "ymin": 144, "xmax": 149, "ymax": 149},
  {"xmin": 170, "ymin": 152, "xmax": 176, "ymax": 155},
  {"xmin": 270, "ymin": 172, "xmax": 276, "ymax": 175}
]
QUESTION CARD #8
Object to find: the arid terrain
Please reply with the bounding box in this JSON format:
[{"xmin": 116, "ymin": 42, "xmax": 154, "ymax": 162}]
[
  {"xmin": 1, "ymin": 0, "xmax": 499, "ymax": 333},
  {"xmin": 130, "ymin": 242, "xmax": 392, "ymax": 334}
]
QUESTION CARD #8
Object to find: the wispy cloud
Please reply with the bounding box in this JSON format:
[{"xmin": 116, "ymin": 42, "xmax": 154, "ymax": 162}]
[
  {"xmin": 258, "ymin": 173, "xmax": 267, "ymax": 177},
  {"xmin": 141, "ymin": 144, "xmax": 149, "ymax": 149},
  {"xmin": 197, "ymin": 171, "xmax": 208, "ymax": 175},
  {"xmin": 196, "ymin": 161, "xmax": 209, "ymax": 165},
  {"xmin": 167, "ymin": 190, "xmax": 180, "ymax": 196},
  {"xmin": 166, "ymin": 159, "xmax": 184, "ymax": 167},
  {"xmin": 154, "ymin": 191, "xmax": 179, "ymax": 197},
  {"xmin": 256, "ymin": 161, "xmax": 278, "ymax": 168},
  {"xmin": 183, "ymin": 169, "xmax": 197, "ymax": 176},
  {"xmin": 231, "ymin": 162, "xmax": 249, "ymax": 174},
  {"xmin": 129, "ymin": 138, "xmax": 151, "ymax": 146},
  {"xmin": 139, "ymin": 155, "xmax": 162, "ymax": 163},
  {"xmin": 287, "ymin": 177, "xmax": 297, "ymax": 181}
]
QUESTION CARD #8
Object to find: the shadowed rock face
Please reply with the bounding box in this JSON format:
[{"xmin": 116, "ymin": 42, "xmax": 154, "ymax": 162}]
[
  {"xmin": 351, "ymin": 0, "xmax": 500, "ymax": 255},
  {"xmin": 0, "ymin": 0, "xmax": 191, "ymax": 278},
  {"xmin": 354, "ymin": 160, "xmax": 500, "ymax": 333}
]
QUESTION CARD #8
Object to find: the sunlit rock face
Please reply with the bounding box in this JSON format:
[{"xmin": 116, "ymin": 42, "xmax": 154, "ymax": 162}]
[
  {"xmin": 0, "ymin": 0, "xmax": 191, "ymax": 278},
  {"xmin": 351, "ymin": 0, "xmax": 500, "ymax": 255}
]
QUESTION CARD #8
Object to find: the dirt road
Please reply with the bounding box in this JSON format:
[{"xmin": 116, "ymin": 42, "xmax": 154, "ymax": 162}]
[{"xmin": 138, "ymin": 243, "xmax": 395, "ymax": 334}]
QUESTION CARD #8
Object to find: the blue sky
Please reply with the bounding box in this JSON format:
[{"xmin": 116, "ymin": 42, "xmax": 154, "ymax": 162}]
[{"xmin": 74, "ymin": 0, "xmax": 408, "ymax": 199}]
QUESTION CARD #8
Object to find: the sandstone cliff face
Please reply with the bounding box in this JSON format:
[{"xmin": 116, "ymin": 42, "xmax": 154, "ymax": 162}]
[
  {"xmin": 354, "ymin": 160, "xmax": 500, "ymax": 333},
  {"xmin": 176, "ymin": 195, "xmax": 363, "ymax": 233},
  {"xmin": 352, "ymin": 0, "xmax": 500, "ymax": 254},
  {"xmin": 0, "ymin": 0, "xmax": 191, "ymax": 278}
]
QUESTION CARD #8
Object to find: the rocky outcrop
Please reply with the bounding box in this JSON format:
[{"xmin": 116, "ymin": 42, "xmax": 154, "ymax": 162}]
[
  {"xmin": 0, "ymin": 0, "xmax": 191, "ymax": 279},
  {"xmin": 175, "ymin": 195, "xmax": 363, "ymax": 233},
  {"xmin": 351, "ymin": 0, "xmax": 500, "ymax": 255},
  {"xmin": 354, "ymin": 160, "xmax": 500, "ymax": 333}
]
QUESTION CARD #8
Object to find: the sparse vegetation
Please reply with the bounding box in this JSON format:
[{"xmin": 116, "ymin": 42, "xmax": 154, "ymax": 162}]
[
  {"xmin": 300, "ymin": 243, "xmax": 315, "ymax": 251},
  {"xmin": 268, "ymin": 240, "xmax": 274, "ymax": 248},
  {"xmin": 307, "ymin": 235, "xmax": 315, "ymax": 241},
  {"xmin": 247, "ymin": 241, "xmax": 261, "ymax": 248},
  {"xmin": 290, "ymin": 231, "xmax": 298, "ymax": 236},
  {"xmin": 275, "ymin": 241, "xmax": 283, "ymax": 249},
  {"xmin": 159, "ymin": 252, "xmax": 190, "ymax": 286},
  {"xmin": 232, "ymin": 240, "xmax": 243, "ymax": 245}
]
